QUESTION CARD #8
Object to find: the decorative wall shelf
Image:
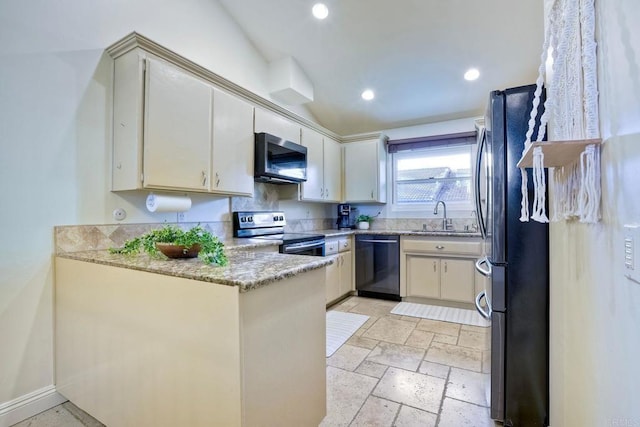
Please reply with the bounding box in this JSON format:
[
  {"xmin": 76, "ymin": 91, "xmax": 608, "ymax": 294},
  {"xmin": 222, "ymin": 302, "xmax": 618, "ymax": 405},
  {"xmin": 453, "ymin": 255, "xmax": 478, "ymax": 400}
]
[{"xmin": 517, "ymin": 138, "xmax": 602, "ymax": 168}]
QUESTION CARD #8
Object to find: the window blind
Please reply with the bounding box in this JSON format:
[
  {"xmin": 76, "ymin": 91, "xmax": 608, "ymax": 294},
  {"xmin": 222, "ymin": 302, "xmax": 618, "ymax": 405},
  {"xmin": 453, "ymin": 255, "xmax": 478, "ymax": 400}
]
[{"xmin": 387, "ymin": 131, "xmax": 477, "ymax": 153}]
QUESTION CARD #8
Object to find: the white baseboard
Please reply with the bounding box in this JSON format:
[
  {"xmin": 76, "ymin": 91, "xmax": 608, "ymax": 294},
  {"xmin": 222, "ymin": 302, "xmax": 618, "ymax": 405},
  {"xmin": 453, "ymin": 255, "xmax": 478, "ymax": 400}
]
[{"xmin": 0, "ymin": 386, "xmax": 67, "ymax": 427}]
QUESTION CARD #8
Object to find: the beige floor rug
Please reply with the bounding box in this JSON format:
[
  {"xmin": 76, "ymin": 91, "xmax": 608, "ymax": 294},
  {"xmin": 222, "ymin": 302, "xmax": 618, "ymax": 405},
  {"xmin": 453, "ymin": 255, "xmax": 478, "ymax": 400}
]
[
  {"xmin": 391, "ymin": 302, "xmax": 490, "ymax": 327},
  {"xmin": 326, "ymin": 311, "xmax": 369, "ymax": 357}
]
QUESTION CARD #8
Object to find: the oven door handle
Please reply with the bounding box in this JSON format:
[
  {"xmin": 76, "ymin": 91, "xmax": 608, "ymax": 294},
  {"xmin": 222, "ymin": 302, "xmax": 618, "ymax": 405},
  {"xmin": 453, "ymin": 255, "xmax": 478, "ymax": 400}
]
[{"xmin": 282, "ymin": 241, "xmax": 325, "ymax": 253}]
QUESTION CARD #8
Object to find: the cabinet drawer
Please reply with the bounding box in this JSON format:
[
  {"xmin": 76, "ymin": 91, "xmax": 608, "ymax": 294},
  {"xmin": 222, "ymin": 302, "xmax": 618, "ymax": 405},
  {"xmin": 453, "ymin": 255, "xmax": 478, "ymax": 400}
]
[
  {"xmin": 402, "ymin": 238, "xmax": 481, "ymax": 255},
  {"xmin": 338, "ymin": 237, "xmax": 351, "ymax": 252},
  {"xmin": 325, "ymin": 239, "xmax": 339, "ymax": 255}
]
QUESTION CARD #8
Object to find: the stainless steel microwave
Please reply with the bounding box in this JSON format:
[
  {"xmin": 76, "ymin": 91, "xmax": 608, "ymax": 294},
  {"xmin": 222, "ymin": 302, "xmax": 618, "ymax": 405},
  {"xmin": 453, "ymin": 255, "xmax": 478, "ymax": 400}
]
[{"xmin": 254, "ymin": 132, "xmax": 307, "ymax": 184}]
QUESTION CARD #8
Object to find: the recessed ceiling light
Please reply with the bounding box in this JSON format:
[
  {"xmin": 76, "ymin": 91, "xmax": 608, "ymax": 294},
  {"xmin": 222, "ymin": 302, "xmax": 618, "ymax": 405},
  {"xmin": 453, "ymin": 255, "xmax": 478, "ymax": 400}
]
[
  {"xmin": 464, "ymin": 68, "xmax": 480, "ymax": 81},
  {"xmin": 361, "ymin": 89, "xmax": 375, "ymax": 101},
  {"xmin": 312, "ymin": 3, "xmax": 329, "ymax": 20}
]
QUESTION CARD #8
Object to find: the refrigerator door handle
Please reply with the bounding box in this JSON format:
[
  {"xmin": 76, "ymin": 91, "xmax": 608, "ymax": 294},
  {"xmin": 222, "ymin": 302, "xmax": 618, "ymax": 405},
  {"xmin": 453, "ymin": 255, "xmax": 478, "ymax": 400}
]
[
  {"xmin": 475, "ymin": 290, "xmax": 491, "ymax": 319},
  {"xmin": 474, "ymin": 127, "xmax": 488, "ymax": 239},
  {"xmin": 475, "ymin": 256, "xmax": 492, "ymax": 277}
]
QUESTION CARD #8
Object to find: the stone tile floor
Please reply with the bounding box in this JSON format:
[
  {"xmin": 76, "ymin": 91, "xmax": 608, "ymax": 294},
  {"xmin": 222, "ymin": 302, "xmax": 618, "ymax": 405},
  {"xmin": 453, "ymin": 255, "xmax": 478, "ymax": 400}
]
[
  {"xmin": 14, "ymin": 296, "xmax": 498, "ymax": 426},
  {"xmin": 321, "ymin": 296, "xmax": 498, "ymax": 427}
]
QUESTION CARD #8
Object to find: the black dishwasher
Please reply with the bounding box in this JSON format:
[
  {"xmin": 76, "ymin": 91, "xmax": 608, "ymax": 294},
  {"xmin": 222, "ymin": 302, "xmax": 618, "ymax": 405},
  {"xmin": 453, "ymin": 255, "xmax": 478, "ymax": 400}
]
[{"xmin": 355, "ymin": 234, "xmax": 400, "ymax": 301}]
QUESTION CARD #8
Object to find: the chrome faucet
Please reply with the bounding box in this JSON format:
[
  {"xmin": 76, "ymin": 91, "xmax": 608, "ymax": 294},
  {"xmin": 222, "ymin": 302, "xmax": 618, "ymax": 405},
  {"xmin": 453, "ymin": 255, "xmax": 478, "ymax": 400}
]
[{"xmin": 434, "ymin": 200, "xmax": 452, "ymax": 231}]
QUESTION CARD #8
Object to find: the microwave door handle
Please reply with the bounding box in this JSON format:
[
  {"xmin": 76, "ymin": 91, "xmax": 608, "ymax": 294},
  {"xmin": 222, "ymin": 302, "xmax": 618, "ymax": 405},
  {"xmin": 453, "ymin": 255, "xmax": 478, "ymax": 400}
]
[{"xmin": 474, "ymin": 128, "xmax": 488, "ymax": 239}]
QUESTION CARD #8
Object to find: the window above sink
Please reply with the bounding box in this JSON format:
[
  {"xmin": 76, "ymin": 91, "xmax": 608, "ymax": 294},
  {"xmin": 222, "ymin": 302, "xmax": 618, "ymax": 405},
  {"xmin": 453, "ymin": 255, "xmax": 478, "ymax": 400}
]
[{"xmin": 389, "ymin": 139, "xmax": 475, "ymax": 213}]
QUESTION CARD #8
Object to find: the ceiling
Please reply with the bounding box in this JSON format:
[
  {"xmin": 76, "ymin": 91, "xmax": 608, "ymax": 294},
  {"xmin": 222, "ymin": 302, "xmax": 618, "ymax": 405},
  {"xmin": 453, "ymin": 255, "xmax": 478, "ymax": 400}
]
[{"xmin": 218, "ymin": 0, "xmax": 544, "ymax": 135}]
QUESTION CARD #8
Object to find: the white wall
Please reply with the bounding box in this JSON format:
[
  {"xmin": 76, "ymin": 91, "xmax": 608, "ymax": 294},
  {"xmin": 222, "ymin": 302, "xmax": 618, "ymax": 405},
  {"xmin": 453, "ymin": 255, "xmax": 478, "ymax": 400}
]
[
  {"xmin": 549, "ymin": 0, "xmax": 640, "ymax": 425},
  {"xmin": 0, "ymin": 0, "xmax": 322, "ymax": 410}
]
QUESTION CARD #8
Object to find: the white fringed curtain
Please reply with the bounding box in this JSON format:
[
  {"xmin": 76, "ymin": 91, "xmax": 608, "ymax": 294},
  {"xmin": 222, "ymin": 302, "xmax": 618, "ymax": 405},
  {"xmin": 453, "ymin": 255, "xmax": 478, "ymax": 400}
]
[{"xmin": 520, "ymin": 0, "xmax": 601, "ymax": 224}]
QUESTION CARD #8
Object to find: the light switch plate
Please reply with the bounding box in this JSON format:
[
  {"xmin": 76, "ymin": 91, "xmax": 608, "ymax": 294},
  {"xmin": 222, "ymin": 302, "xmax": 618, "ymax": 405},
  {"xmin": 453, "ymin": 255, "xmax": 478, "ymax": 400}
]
[{"xmin": 624, "ymin": 224, "xmax": 640, "ymax": 284}]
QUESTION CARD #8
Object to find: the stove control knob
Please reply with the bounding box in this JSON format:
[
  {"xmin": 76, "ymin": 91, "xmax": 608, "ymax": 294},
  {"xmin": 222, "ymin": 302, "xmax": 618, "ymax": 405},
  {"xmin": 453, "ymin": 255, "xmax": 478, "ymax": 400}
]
[
  {"xmin": 279, "ymin": 215, "xmax": 284, "ymax": 221},
  {"xmin": 240, "ymin": 217, "xmax": 246, "ymax": 223},
  {"xmin": 248, "ymin": 216, "xmax": 253, "ymax": 222}
]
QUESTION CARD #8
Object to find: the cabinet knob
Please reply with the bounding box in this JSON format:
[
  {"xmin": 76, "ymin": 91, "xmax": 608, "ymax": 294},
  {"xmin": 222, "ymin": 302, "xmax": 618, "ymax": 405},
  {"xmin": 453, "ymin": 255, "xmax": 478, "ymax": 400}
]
[
  {"xmin": 215, "ymin": 173, "xmax": 220, "ymax": 187},
  {"xmin": 444, "ymin": 261, "xmax": 448, "ymax": 273},
  {"xmin": 201, "ymin": 171, "xmax": 207, "ymax": 187},
  {"xmin": 433, "ymin": 261, "xmax": 437, "ymax": 272},
  {"xmin": 371, "ymin": 190, "xmax": 374, "ymax": 199},
  {"xmin": 435, "ymin": 245, "xmax": 445, "ymax": 250}
]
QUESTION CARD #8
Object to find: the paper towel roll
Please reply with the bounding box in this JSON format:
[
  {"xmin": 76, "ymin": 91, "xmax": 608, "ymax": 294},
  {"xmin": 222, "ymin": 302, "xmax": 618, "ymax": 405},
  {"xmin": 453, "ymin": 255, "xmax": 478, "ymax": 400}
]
[{"xmin": 146, "ymin": 194, "xmax": 192, "ymax": 213}]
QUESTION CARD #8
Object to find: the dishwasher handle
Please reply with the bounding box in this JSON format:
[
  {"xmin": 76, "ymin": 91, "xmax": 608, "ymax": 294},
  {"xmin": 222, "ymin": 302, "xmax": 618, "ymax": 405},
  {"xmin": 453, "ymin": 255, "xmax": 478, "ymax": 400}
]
[{"xmin": 358, "ymin": 239, "xmax": 398, "ymax": 244}]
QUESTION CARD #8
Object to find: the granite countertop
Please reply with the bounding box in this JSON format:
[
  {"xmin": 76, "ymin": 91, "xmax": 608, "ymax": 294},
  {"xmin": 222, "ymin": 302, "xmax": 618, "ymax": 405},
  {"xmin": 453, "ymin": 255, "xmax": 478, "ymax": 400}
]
[
  {"xmin": 223, "ymin": 237, "xmax": 281, "ymax": 250},
  {"xmin": 313, "ymin": 228, "xmax": 482, "ymax": 238},
  {"xmin": 58, "ymin": 249, "xmax": 332, "ymax": 292}
]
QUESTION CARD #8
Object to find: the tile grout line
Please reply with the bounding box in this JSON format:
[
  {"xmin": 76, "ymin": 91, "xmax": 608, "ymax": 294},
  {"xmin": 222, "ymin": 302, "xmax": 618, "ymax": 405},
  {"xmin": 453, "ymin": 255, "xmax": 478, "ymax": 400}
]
[{"xmin": 434, "ymin": 367, "xmax": 452, "ymax": 427}]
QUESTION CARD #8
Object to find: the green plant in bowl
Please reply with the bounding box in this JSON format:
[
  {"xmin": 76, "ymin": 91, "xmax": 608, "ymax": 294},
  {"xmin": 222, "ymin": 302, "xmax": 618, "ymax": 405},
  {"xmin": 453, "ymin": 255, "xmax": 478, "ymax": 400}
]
[
  {"xmin": 109, "ymin": 224, "xmax": 228, "ymax": 266},
  {"xmin": 355, "ymin": 214, "xmax": 374, "ymax": 223}
]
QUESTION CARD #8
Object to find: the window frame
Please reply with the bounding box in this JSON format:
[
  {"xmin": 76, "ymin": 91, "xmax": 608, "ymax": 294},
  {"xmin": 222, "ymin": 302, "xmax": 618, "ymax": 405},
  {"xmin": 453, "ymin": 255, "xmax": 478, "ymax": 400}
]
[{"xmin": 389, "ymin": 142, "xmax": 477, "ymax": 213}]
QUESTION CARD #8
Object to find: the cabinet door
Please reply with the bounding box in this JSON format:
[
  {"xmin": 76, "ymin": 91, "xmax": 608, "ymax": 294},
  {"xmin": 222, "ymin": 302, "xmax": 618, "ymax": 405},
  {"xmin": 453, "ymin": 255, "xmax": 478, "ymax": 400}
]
[
  {"xmin": 211, "ymin": 89, "xmax": 254, "ymax": 196},
  {"xmin": 323, "ymin": 136, "xmax": 342, "ymax": 202},
  {"xmin": 344, "ymin": 141, "xmax": 378, "ymax": 202},
  {"xmin": 440, "ymin": 258, "xmax": 475, "ymax": 303},
  {"xmin": 144, "ymin": 58, "xmax": 212, "ymax": 191},
  {"xmin": 325, "ymin": 257, "xmax": 340, "ymax": 304},
  {"xmin": 339, "ymin": 251, "xmax": 353, "ymax": 296},
  {"xmin": 254, "ymin": 108, "xmax": 300, "ymax": 143},
  {"xmin": 112, "ymin": 50, "xmax": 144, "ymax": 191},
  {"xmin": 406, "ymin": 255, "xmax": 440, "ymax": 298},
  {"xmin": 300, "ymin": 127, "xmax": 324, "ymax": 201}
]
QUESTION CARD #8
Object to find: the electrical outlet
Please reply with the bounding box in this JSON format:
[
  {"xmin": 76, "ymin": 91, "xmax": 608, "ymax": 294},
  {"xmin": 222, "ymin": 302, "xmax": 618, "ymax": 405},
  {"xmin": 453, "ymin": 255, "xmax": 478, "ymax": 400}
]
[
  {"xmin": 177, "ymin": 212, "xmax": 186, "ymax": 222},
  {"xmin": 112, "ymin": 208, "xmax": 126, "ymax": 221},
  {"xmin": 624, "ymin": 224, "xmax": 640, "ymax": 284}
]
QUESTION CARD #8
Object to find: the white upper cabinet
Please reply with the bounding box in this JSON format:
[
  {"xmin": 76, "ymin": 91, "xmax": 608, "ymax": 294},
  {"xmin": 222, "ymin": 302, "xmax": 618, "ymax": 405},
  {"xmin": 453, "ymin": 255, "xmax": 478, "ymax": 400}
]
[
  {"xmin": 323, "ymin": 136, "xmax": 342, "ymax": 202},
  {"xmin": 111, "ymin": 49, "xmax": 254, "ymax": 196},
  {"xmin": 300, "ymin": 128, "xmax": 342, "ymax": 202},
  {"xmin": 254, "ymin": 108, "xmax": 301, "ymax": 144},
  {"xmin": 343, "ymin": 136, "xmax": 387, "ymax": 203},
  {"xmin": 211, "ymin": 88, "xmax": 254, "ymax": 196},
  {"xmin": 143, "ymin": 57, "xmax": 212, "ymax": 191},
  {"xmin": 300, "ymin": 127, "xmax": 324, "ymax": 200}
]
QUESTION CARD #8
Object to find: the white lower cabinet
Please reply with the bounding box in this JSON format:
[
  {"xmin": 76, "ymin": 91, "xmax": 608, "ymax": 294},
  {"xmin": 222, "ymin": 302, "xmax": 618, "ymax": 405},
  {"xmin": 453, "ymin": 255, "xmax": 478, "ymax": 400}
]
[
  {"xmin": 406, "ymin": 255, "xmax": 440, "ymax": 299},
  {"xmin": 325, "ymin": 237, "xmax": 353, "ymax": 304},
  {"xmin": 55, "ymin": 258, "xmax": 326, "ymax": 427},
  {"xmin": 325, "ymin": 258, "xmax": 340, "ymax": 304},
  {"xmin": 401, "ymin": 236, "xmax": 482, "ymax": 305},
  {"xmin": 339, "ymin": 250, "xmax": 353, "ymax": 296},
  {"xmin": 440, "ymin": 258, "xmax": 475, "ymax": 302}
]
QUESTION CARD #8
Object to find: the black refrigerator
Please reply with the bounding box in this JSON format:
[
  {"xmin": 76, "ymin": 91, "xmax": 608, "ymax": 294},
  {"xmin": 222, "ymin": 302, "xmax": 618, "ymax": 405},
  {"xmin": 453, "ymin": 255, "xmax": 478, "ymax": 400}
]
[{"xmin": 474, "ymin": 84, "xmax": 549, "ymax": 426}]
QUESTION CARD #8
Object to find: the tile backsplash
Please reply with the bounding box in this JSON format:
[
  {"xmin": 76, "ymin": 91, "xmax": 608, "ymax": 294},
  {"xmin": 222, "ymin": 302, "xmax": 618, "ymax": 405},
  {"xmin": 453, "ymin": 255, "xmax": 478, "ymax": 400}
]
[
  {"xmin": 54, "ymin": 222, "xmax": 231, "ymax": 254},
  {"xmin": 55, "ymin": 216, "xmax": 477, "ymax": 254}
]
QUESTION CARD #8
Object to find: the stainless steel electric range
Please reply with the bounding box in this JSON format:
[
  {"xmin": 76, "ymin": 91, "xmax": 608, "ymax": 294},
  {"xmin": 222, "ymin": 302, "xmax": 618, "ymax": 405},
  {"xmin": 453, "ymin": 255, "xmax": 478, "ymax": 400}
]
[{"xmin": 232, "ymin": 211, "xmax": 325, "ymax": 256}]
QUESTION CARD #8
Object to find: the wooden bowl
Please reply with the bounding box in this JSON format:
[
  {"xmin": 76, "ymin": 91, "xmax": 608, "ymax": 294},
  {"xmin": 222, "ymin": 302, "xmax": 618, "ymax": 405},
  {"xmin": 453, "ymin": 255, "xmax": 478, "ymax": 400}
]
[{"xmin": 155, "ymin": 243, "xmax": 201, "ymax": 259}]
